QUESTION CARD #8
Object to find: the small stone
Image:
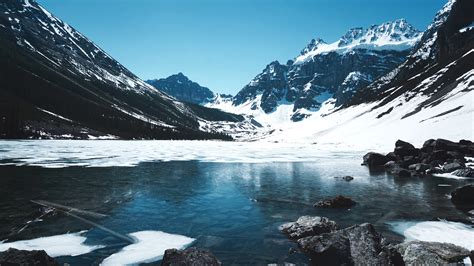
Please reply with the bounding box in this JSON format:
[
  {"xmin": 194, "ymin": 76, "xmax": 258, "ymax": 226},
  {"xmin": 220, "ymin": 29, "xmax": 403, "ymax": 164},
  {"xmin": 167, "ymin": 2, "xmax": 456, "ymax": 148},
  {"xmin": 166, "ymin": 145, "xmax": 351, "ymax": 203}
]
[{"xmin": 314, "ymin": 195, "xmax": 356, "ymax": 209}]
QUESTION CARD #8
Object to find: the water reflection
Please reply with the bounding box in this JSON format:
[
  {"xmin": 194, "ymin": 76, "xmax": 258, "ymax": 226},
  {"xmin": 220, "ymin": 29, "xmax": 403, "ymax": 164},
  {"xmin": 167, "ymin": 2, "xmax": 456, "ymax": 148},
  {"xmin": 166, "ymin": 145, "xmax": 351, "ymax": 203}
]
[{"xmin": 0, "ymin": 158, "xmax": 470, "ymax": 265}]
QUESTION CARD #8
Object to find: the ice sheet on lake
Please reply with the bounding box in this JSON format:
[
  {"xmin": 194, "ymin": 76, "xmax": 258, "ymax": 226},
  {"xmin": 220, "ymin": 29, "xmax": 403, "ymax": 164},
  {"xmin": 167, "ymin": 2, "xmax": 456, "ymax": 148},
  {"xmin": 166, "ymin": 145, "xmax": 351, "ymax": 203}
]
[
  {"xmin": 100, "ymin": 230, "xmax": 195, "ymax": 266},
  {"xmin": 0, "ymin": 230, "xmax": 103, "ymax": 257},
  {"xmin": 0, "ymin": 140, "xmax": 363, "ymax": 168},
  {"xmin": 389, "ymin": 220, "xmax": 474, "ymax": 250}
]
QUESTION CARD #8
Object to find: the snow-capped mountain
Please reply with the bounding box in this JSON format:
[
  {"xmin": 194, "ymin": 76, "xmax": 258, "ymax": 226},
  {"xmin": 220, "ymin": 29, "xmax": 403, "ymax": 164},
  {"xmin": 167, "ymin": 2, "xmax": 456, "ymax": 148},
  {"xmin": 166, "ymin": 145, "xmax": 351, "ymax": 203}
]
[
  {"xmin": 146, "ymin": 73, "xmax": 216, "ymax": 104},
  {"xmin": 259, "ymin": 0, "xmax": 474, "ymax": 150},
  {"xmin": 218, "ymin": 19, "xmax": 423, "ymax": 122},
  {"xmin": 0, "ymin": 0, "xmax": 242, "ymax": 140}
]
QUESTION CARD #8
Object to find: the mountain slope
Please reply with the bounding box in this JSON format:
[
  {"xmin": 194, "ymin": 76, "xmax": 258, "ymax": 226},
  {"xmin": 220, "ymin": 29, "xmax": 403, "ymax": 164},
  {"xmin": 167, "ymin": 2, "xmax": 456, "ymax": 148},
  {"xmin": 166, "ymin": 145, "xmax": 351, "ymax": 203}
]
[
  {"xmin": 213, "ymin": 19, "xmax": 422, "ymax": 122},
  {"xmin": 0, "ymin": 0, "xmax": 235, "ymax": 140},
  {"xmin": 146, "ymin": 73, "xmax": 216, "ymax": 105},
  {"xmin": 261, "ymin": 0, "xmax": 474, "ymax": 150}
]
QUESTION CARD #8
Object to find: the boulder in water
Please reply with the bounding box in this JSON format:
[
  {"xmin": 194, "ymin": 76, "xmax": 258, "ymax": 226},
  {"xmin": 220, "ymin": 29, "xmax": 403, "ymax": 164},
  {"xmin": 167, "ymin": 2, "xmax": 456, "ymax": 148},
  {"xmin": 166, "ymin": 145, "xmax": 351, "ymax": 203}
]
[
  {"xmin": 279, "ymin": 216, "xmax": 338, "ymax": 240},
  {"xmin": 396, "ymin": 241, "xmax": 470, "ymax": 265},
  {"xmin": 314, "ymin": 195, "xmax": 356, "ymax": 209}
]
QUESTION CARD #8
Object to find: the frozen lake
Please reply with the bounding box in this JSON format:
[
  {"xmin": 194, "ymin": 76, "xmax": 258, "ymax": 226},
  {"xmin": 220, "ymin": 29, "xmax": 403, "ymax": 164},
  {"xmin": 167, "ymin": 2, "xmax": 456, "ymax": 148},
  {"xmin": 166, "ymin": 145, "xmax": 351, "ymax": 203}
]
[{"xmin": 0, "ymin": 140, "xmax": 472, "ymax": 265}]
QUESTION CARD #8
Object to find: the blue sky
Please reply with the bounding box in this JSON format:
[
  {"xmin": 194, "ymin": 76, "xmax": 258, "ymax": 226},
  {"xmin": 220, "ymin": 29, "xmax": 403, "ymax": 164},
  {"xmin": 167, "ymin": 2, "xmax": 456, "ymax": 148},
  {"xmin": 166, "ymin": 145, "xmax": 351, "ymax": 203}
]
[{"xmin": 38, "ymin": 0, "xmax": 447, "ymax": 94}]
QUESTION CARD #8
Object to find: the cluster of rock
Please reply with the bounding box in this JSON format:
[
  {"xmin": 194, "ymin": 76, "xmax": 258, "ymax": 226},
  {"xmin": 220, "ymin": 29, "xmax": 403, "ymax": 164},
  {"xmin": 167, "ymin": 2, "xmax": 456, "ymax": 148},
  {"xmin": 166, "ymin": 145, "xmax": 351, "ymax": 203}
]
[
  {"xmin": 280, "ymin": 216, "xmax": 472, "ymax": 265},
  {"xmin": 362, "ymin": 139, "xmax": 474, "ymax": 178},
  {"xmin": 161, "ymin": 247, "xmax": 222, "ymax": 266}
]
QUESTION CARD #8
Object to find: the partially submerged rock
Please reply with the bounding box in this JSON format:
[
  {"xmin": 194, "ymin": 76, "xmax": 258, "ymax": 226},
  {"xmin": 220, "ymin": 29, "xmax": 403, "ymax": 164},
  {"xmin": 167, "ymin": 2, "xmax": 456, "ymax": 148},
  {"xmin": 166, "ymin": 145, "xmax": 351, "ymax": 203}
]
[
  {"xmin": 279, "ymin": 216, "xmax": 337, "ymax": 240},
  {"xmin": 451, "ymin": 168, "xmax": 474, "ymax": 178},
  {"xmin": 451, "ymin": 184, "xmax": 474, "ymax": 209},
  {"xmin": 0, "ymin": 248, "xmax": 59, "ymax": 266},
  {"xmin": 362, "ymin": 152, "xmax": 388, "ymax": 168},
  {"xmin": 396, "ymin": 241, "xmax": 470, "ymax": 265},
  {"xmin": 314, "ymin": 195, "xmax": 356, "ymax": 209},
  {"xmin": 334, "ymin": 176, "xmax": 354, "ymax": 181},
  {"xmin": 297, "ymin": 223, "xmax": 394, "ymax": 265},
  {"xmin": 161, "ymin": 247, "xmax": 221, "ymax": 266}
]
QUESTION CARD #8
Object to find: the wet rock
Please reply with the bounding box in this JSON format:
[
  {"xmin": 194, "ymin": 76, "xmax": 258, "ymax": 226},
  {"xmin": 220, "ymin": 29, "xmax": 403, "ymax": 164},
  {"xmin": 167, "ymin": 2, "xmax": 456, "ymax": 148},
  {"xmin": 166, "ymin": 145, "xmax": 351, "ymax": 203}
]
[
  {"xmin": 396, "ymin": 241, "xmax": 470, "ymax": 265},
  {"xmin": 335, "ymin": 176, "xmax": 354, "ymax": 181},
  {"xmin": 279, "ymin": 216, "xmax": 338, "ymax": 240},
  {"xmin": 408, "ymin": 163, "xmax": 430, "ymax": 173},
  {"xmin": 0, "ymin": 248, "xmax": 59, "ymax": 266},
  {"xmin": 314, "ymin": 195, "xmax": 356, "ymax": 209},
  {"xmin": 297, "ymin": 223, "xmax": 394, "ymax": 265},
  {"xmin": 386, "ymin": 152, "xmax": 398, "ymax": 161},
  {"xmin": 442, "ymin": 162, "xmax": 463, "ymax": 173},
  {"xmin": 362, "ymin": 152, "xmax": 388, "ymax": 168},
  {"xmin": 161, "ymin": 247, "xmax": 221, "ymax": 266},
  {"xmin": 394, "ymin": 140, "xmax": 418, "ymax": 157},
  {"xmin": 451, "ymin": 184, "xmax": 474, "ymax": 207},
  {"xmin": 387, "ymin": 166, "xmax": 411, "ymax": 177},
  {"xmin": 451, "ymin": 168, "xmax": 474, "ymax": 178}
]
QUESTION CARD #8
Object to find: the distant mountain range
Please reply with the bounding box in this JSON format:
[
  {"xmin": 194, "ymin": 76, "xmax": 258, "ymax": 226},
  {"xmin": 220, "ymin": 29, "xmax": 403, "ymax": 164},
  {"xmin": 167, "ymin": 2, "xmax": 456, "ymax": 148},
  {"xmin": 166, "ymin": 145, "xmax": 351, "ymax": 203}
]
[
  {"xmin": 0, "ymin": 0, "xmax": 472, "ymax": 145},
  {"xmin": 210, "ymin": 19, "xmax": 423, "ymax": 121},
  {"xmin": 146, "ymin": 73, "xmax": 232, "ymax": 105},
  {"xmin": 0, "ymin": 0, "xmax": 245, "ymax": 140}
]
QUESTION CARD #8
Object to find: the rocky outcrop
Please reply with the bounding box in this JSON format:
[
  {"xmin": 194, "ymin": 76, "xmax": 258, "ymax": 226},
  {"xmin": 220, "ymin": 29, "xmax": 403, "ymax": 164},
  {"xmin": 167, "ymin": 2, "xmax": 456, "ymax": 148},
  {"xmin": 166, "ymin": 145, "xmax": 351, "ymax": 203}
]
[
  {"xmin": 362, "ymin": 139, "xmax": 474, "ymax": 177},
  {"xmin": 0, "ymin": 248, "xmax": 59, "ymax": 266},
  {"xmin": 280, "ymin": 216, "xmax": 472, "ymax": 265},
  {"xmin": 161, "ymin": 247, "xmax": 221, "ymax": 266},
  {"xmin": 314, "ymin": 196, "xmax": 356, "ymax": 209},
  {"xmin": 396, "ymin": 241, "xmax": 470, "ymax": 265},
  {"xmin": 279, "ymin": 216, "xmax": 338, "ymax": 240}
]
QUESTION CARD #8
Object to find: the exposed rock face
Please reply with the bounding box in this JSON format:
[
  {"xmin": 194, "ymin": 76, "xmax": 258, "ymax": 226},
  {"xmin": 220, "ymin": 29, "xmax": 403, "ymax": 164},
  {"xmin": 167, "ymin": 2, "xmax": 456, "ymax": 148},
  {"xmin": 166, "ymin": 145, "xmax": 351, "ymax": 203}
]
[
  {"xmin": 146, "ymin": 73, "xmax": 216, "ymax": 105},
  {"xmin": 231, "ymin": 20, "xmax": 421, "ymax": 121},
  {"xmin": 0, "ymin": 248, "xmax": 59, "ymax": 266},
  {"xmin": 161, "ymin": 247, "xmax": 221, "ymax": 266},
  {"xmin": 279, "ymin": 216, "xmax": 338, "ymax": 240},
  {"xmin": 314, "ymin": 196, "xmax": 357, "ymax": 209},
  {"xmin": 396, "ymin": 241, "xmax": 470, "ymax": 265}
]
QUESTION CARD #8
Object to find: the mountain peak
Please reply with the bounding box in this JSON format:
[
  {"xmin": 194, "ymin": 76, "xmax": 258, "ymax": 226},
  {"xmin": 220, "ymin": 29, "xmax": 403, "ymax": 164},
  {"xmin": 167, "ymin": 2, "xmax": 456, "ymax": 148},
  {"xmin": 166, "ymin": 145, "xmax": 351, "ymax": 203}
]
[{"xmin": 295, "ymin": 19, "xmax": 422, "ymax": 64}]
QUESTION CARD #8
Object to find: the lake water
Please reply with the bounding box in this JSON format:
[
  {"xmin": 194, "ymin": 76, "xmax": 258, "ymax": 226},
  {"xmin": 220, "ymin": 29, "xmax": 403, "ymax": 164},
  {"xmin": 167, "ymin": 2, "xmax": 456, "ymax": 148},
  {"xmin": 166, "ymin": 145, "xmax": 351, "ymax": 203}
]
[{"xmin": 0, "ymin": 140, "xmax": 472, "ymax": 265}]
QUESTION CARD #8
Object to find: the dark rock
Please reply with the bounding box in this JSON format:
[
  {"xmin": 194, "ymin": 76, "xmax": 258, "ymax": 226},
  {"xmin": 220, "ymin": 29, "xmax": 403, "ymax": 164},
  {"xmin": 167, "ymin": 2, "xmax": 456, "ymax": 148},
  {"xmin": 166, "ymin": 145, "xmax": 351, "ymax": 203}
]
[
  {"xmin": 335, "ymin": 176, "xmax": 354, "ymax": 181},
  {"xmin": 395, "ymin": 139, "xmax": 415, "ymax": 150},
  {"xmin": 459, "ymin": 139, "xmax": 473, "ymax": 146},
  {"xmin": 386, "ymin": 152, "xmax": 398, "ymax": 161},
  {"xmin": 428, "ymin": 150, "xmax": 448, "ymax": 162},
  {"xmin": 394, "ymin": 147, "xmax": 419, "ymax": 157},
  {"xmin": 400, "ymin": 155, "xmax": 419, "ymax": 168},
  {"xmin": 408, "ymin": 163, "xmax": 430, "ymax": 173},
  {"xmin": 362, "ymin": 152, "xmax": 388, "ymax": 168},
  {"xmin": 422, "ymin": 139, "xmax": 435, "ymax": 148},
  {"xmin": 161, "ymin": 247, "xmax": 221, "ymax": 266},
  {"xmin": 279, "ymin": 216, "xmax": 338, "ymax": 240},
  {"xmin": 451, "ymin": 168, "xmax": 474, "ymax": 178},
  {"xmin": 447, "ymin": 151, "xmax": 465, "ymax": 160},
  {"xmin": 451, "ymin": 184, "xmax": 474, "ymax": 208},
  {"xmin": 0, "ymin": 248, "xmax": 59, "ymax": 266},
  {"xmin": 387, "ymin": 166, "xmax": 411, "ymax": 177},
  {"xmin": 442, "ymin": 162, "xmax": 463, "ymax": 173},
  {"xmin": 314, "ymin": 195, "xmax": 356, "ymax": 209},
  {"xmin": 384, "ymin": 161, "xmax": 398, "ymax": 169},
  {"xmin": 297, "ymin": 223, "xmax": 394, "ymax": 265},
  {"xmin": 396, "ymin": 241, "xmax": 470, "ymax": 265}
]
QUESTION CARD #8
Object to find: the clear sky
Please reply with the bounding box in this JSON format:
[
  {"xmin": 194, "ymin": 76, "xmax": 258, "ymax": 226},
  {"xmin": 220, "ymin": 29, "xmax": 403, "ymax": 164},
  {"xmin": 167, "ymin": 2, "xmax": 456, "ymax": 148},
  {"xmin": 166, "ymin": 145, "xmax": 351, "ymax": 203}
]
[{"xmin": 37, "ymin": 0, "xmax": 447, "ymax": 94}]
